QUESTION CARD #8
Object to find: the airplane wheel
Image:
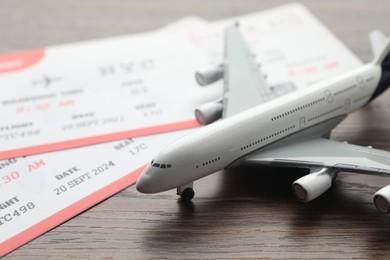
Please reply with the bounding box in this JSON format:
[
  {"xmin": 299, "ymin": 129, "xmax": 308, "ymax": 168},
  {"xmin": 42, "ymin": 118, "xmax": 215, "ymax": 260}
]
[{"xmin": 180, "ymin": 187, "xmax": 195, "ymax": 201}]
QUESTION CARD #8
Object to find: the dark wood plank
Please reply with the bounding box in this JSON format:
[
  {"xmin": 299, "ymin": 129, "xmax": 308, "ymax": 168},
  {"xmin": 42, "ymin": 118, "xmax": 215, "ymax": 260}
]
[{"xmin": 2, "ymin": 0, "xmax": 390, "ymax": 258}]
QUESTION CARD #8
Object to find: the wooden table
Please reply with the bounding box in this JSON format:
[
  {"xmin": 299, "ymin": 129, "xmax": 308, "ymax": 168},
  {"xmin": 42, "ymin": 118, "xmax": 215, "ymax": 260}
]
[{"xmin": 2, "ymin": 0, "xmax": 390, "ymax": 258}]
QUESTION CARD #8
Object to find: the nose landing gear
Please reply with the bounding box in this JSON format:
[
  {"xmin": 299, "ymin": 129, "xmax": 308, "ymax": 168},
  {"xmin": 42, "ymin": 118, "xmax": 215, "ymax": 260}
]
[{"xmin": 177, "ymin": 182, "xmax": 195, "ymax": 201}]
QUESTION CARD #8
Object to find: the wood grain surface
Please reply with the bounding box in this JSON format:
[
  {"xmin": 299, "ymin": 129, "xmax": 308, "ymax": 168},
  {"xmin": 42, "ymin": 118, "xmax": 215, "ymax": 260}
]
[{"xmin": 2, "ymin": 0, "xmax": 390, "ymax": 259}]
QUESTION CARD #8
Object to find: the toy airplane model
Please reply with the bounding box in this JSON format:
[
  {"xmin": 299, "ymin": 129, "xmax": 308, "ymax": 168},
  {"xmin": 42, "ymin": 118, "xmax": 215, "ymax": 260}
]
[{"xmin": 137, "ymin": 25, "xmax": 390, "ymax": 214}]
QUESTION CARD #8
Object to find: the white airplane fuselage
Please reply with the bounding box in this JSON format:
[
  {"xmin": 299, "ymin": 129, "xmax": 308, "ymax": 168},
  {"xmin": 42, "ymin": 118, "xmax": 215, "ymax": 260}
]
[{"xmin": 136, "ymin": 63, "xmax": 381, "ymax": 194}]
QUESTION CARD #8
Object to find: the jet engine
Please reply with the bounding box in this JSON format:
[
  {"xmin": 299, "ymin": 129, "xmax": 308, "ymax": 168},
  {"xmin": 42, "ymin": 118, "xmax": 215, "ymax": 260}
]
[
  {"xmin": 195, "ymin": 99, "xmax": 223, "ymax": 125},
  {"xmin": 292, "ymin": 168, "xmax": 335, "ymax": 202},
  {"xmin": 195, "ymin": 65, "xmax": 224, "ymax": 86},
  {"xmin": 374, "ymin": 185, "xmax": 390, "ymax": 213}
]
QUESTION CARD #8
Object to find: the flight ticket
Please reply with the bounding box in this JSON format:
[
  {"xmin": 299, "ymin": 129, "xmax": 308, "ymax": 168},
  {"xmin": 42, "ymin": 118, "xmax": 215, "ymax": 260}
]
[
  {"xmin": 0, "ymin": 3, "xmax": 362, "ymax": 160},
  {"xmin": 0, "ymin": 128, "xmax": 195, "ymax": 257},
  {"xmin": 0, "ymin": 28, "xmax": 207, "ymax": 160},
  {"xmin": 0, "ymin": 3, "xmax": 363, "ymax": 256}
]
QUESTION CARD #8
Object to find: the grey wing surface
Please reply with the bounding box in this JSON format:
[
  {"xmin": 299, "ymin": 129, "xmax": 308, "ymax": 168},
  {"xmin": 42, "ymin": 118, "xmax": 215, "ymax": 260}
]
[
  {"xmin": 222, "ymin": 26, "xmax": 272, "ymax": 118},
  {"xmin": 245, "ymin": 138, "xmax": 390, "ymax": 176}
]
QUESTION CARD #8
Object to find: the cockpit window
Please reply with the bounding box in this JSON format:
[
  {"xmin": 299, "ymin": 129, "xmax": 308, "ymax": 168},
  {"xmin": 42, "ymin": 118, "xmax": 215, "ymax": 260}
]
[{"xmin": 151, "ymin": 161, "xmax": 172, "ymax": 169}]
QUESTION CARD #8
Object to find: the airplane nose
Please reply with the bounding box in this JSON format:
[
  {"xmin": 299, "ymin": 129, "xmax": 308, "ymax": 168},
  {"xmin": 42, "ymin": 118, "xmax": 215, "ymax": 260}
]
[
  {"xmin": 136, "ymin": 165, "xmax": 157, "ymax": 193},
  {"xmin": 136, "ymin": 171, "xmax": 150, "ymax": 193},
  {"xmin": 136, "ymin": 162, "xmax": 179, "ymax": 194}
]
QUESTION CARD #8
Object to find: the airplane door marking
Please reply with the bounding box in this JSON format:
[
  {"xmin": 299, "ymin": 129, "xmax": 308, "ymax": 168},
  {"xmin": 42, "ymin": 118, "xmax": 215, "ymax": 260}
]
[
  {"xmin": 357, "ymin": 76, "xmax": 366, "ymax": 89},
  {"xmin": 300, "ymin": 117, "xmax": 306, "ymax": 129},
  {"xmin": 324, "ymin": 90, "xmax": 333, "ymax": 103}
]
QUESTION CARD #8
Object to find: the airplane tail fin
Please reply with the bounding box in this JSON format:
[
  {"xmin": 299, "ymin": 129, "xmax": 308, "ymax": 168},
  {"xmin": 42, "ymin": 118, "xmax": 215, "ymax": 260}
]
[
  {"xmin": 368, "ymin": 30, "xmax": 390, "ymax": 102},
  {"xmin": 371, "ymin": 30, "xmax": 390, "ymax": 65}
]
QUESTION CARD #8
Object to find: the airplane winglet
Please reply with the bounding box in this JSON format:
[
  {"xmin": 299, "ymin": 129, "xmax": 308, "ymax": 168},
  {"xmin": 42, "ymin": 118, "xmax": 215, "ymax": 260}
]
[
  {"xmin": 369, "ymin": 30, "xmax": 387, "ymax": 59},
  {"xmin": 372, "ymin": 31, "xmax": 390, "ymax": 65}
]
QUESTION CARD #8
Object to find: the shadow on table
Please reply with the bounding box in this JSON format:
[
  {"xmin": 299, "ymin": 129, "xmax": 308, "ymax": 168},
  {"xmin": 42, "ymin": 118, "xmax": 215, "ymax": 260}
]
[{"xmin": 141, "ymin": 166, "xmax": 390, "ymax": 257}]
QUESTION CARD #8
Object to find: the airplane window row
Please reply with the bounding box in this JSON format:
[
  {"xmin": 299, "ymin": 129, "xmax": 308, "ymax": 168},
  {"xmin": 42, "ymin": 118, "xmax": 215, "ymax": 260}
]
[
  {"xmin": 354, "ymin": 93, "xmax": 372, "ymax": 103},
  {"xmin": 196, "ymin": 157, "xmax": 221, "ymax": 168},
  {"xmin": 150, "ymin": 160, "xmax": 172, "ymax": 169},
  {"xmin": 240, "ymin": 125, "xmax": 295, "ymax": 151},
  {"xmin": 271, "ymin": 97, "xmax": 326, "ymax": 121},
  {"xmin": 333, "ymin": 84, "xmax": 357, "ymax": 96},
  {"xmin": 307, "ymin": 105, "xmax": 343, "ymax": 122}
]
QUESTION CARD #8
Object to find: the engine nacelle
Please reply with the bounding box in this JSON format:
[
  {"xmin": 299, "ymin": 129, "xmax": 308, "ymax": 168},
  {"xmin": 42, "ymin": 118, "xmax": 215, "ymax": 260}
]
[
  {"xmin": 195, "ymin": 99, "xmax": 223, "ymax": 125},
  {"xmin": 374, "ymin": 185, "xmax": 390, "ymax": 213},
  {"xmin": 292, "ymin": 168, "xmax": 334, "ymax": 202},
  {"xmin": 195, "ymin": 65, "xmax": 224, "ymax": 86}
]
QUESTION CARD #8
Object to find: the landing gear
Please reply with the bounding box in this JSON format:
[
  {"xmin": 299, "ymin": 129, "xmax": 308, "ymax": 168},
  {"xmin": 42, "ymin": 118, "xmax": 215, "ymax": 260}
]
[
  {"xmin": 322, "ymin": 131, "xmax": 332, "ymax": 139},
  {"xmin": 177, "ymin": 182, "xmax": 195, "ymax": 201}
]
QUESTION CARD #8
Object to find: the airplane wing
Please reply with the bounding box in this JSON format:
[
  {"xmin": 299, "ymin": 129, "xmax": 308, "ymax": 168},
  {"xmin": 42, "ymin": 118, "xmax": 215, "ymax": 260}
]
[
  {"xmin": 244, "ymin": 138, "xmax": 390, "ymax": 176},
  {"xmin": 222, "ymin": 26, "xmax": 272, "ymax": 118},
  {"xmin": 369, "ymin": 30, "xmax": 388, "ymax": 59}
]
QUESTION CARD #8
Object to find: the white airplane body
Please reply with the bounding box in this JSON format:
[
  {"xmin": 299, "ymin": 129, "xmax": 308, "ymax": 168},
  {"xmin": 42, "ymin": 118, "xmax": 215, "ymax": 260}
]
[{"xmin": 137, "ymin": 26, "xmax": 390, "ymax": 214}]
